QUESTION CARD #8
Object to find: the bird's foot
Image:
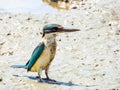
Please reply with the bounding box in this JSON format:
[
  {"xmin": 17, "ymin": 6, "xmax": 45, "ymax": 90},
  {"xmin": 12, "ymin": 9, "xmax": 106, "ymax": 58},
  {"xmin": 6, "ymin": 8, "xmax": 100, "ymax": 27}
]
[
  {"xmin": 36, "ymin": 76, "xmax": 45, "ymax": 82},
  {"xmin": 36, "ymin": 76, "xmax": 56, "ymax": 82},
  {"xmin": 38, "ymin": 78, "xmax": 45, "ymax": 82},
  {"xmin": 43, "ymin": 78, "xmax": 56, "ymax": 82}
]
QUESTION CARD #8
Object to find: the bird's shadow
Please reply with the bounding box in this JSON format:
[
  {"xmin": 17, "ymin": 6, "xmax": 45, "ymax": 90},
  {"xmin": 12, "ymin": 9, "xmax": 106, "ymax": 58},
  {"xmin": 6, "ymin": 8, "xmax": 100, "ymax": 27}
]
[{"xmin": 13, "ymin": 75, "xmax": 79, "ymax": 86}]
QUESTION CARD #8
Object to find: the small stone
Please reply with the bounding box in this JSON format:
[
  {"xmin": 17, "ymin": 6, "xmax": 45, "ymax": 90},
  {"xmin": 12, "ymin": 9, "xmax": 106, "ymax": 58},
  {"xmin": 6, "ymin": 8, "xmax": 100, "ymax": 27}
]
[
  {"xmin": 115, "ymin": 33, "xmax": 119, "ymax": 35},
  {"xmin": 36, "ymin": 33, "xmax": 39, "ymax": 35},
  {"xmin": 111, "ymin": 89, "xmax": 117, "ymax": 90},
  {"xmin": 72, "ymin": 7, "xmax": 77, "ymax": 9},
  {"xmin": 82, "ymin": 63, "xmax": 85, "ymax": 65},
  {"xmin": 100, "ymin": 59, "xmax": 104, "ymax": 62},
  {"xmin": 116, "ymin": 50, "xmax": 119, "ymax": 52},
  {"xmin": 81, "ymin": 3, "xmax": 85, "ymax": 5},
  {"xmin": 102, "ymin": 74, "xmax": 105, "ymax": 76},
  {"xmin": 93, "ymin": 78, "xmax": 96, "ymax": 80},
  {"xmin": 98, "ymin": 34, "xmax": 100, "ymax": 37},
  {"xmin": 40, "ymin": 32, "xmax": 42, "ymax": 35},
  {"xmin": 0, "ymin": 42, "xmax": 5, "ymax": 45},
  {"xmin": 9, "ymin": 16, "xmax": 12, "ymax": 19},
  {"xmin": 109, "ymin": 24, "xmax": 111, "ymax": 26},
  {"xmin": 115, "ymin": 30, "xmax": 120, "ymax": 35},
  {"xmin": 7, "ymin": 33, "xmax": 11, "ymax": 36},
  {"xmin": 95, "ymin": 89, "xmax": 99, "ymax": 90},
  {"xmin": 9, "ymin": 51, "xmax": 13, "ymax": 55},
  {"xmin": 109, "ymin": 61, "xmax": 112, "ymax": 63},
  {"xmin": 95, "ymin": 64, "xmax": 99, "ymax": 67},
  {"xmin": 66, "ymin": 35, "xmax": 69, "ymax": 38},
  {"xmin": 0, "ymin": 77, "xmax": 3, "ymax": 82},
  {"xmin": 59, "ymin": 39, "xmax": 61, "ymax": 41},
  {"xmin": 73, "ymin": 39, "xmax": 76, "ymax": 41},
  {"xmin": 27, "ymin": 18, "xmax": 31, "ymax": 21},
  {"xmin": 81, "ymin": 58, "xmax": 83, "ymax": 60}
]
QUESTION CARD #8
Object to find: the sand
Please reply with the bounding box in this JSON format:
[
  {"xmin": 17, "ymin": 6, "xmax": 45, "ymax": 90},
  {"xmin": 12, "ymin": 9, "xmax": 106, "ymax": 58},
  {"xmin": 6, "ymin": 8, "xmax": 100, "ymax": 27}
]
[{"xmin": 0, "ymin": 0, "xmax": 120, "ymax": 90}]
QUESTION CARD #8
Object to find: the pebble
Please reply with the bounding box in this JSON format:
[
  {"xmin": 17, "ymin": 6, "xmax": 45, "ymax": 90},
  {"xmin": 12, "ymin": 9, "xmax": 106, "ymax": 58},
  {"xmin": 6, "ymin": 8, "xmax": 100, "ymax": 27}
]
[{"xmin": 0, "ymin": 77, "xmax": 3, "ymax": 82}]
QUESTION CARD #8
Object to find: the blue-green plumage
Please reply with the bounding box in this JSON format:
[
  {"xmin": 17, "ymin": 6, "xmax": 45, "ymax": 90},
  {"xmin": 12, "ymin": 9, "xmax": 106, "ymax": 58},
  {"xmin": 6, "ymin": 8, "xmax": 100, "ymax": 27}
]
[
  {"xmin": 25, "ymin": 43, "xmax": 45, "ymax": 71},
  {"xmin": 43, "ymin": 24, "xmax": 60, "ymax": 30}
]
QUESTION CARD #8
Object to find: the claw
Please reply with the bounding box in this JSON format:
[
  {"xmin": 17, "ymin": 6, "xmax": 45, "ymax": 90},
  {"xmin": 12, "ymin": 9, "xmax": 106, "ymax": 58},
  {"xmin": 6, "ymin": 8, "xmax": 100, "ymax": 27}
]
[
  {"xmin": 36, "ymin": 76, "xmax": 56, "ymax": 82},
  {"xmin": 36, "ymin": 76, "xmax": 44, "ymax": 82},
  {"xmin": 43, "ymin": 78, "xmax": 56, "ymax": 82}
]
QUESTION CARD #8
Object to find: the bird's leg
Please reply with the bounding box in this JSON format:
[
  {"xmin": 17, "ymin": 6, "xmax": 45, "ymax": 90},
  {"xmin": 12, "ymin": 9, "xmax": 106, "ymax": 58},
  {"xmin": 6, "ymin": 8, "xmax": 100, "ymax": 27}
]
[
  {"xmin": 44, "ymin": 65, "xmax": 56, "ymax": 82},
  {"xmin": 45, "ymin": 68, "xmax": 49, "ymax": 79},
  {"xmin": 45, "ymin": 64, "xmax": 51, "ymax": 79},
  {"xmin": 37, "ymin": 68, "xmax": 44, "ymax": 82}
]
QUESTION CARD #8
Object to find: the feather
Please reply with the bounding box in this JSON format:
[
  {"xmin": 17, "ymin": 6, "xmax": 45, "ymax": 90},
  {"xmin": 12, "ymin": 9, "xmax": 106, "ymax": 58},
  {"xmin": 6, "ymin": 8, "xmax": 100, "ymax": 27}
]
[{"xmin": 25, "ymin": 42, "xmax": 45, "ymax": 71}]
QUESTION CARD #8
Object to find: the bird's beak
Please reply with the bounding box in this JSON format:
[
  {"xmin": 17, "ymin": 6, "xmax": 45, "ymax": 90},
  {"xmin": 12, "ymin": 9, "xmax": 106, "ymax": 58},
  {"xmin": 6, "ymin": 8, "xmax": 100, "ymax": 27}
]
[{"xmin": 58, "ymin": 27, "xmax": 80, "ymax": 33}]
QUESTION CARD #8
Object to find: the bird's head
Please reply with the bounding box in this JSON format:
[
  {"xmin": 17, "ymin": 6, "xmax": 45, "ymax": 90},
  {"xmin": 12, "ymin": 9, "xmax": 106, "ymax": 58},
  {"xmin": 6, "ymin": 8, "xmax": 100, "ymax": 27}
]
[{"xmin": 42, "ymin": 24, "xmax": 79, "ymax": 37}]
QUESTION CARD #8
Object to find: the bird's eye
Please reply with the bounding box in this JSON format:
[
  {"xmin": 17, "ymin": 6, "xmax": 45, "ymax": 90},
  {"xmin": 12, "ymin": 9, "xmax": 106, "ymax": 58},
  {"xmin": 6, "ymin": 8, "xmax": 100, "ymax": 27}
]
[{"xmin": 52, "ymin": 27, "xmax": 58, "ymax": 32}]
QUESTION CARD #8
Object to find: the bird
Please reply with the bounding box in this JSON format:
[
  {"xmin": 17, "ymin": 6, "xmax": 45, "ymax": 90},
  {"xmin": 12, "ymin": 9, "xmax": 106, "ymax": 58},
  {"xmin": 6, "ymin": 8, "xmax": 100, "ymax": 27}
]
[{"xmin": 12, "ymin": 24, "xmax": 79, "ymax": 82}]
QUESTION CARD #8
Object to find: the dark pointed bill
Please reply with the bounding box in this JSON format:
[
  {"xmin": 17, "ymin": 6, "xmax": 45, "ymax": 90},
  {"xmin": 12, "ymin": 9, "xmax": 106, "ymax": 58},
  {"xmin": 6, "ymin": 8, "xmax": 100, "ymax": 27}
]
[{"xmin": 58, "ymin": 28, "xmax": 80, "ymax": 32}]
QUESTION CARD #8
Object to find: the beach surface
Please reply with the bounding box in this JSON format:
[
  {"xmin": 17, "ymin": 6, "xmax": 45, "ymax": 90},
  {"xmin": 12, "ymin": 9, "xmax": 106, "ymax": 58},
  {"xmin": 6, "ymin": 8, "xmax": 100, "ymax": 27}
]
[{"xmin": 0, "ymin": 0, "xmax": 120, "ymax": 90}]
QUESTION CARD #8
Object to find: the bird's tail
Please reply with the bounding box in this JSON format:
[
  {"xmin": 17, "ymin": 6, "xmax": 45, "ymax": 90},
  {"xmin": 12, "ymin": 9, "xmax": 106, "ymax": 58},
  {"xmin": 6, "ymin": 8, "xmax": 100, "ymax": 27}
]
[{"xmin": 11, "ymin": 65, "xmax": 28, "ymax": 69}]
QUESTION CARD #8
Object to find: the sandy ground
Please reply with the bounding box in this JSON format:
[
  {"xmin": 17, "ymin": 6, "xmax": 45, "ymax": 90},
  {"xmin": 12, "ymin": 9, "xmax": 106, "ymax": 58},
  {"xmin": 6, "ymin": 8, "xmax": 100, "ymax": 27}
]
[{"xmin": 0, "ymin": 0, "xmax": 120, "ymax": 90}]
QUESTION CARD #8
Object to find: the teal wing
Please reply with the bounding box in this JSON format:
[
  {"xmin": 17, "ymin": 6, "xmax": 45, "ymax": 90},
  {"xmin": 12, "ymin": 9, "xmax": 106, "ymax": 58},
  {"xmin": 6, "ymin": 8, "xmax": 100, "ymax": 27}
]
[{"xmin": 25, "ymin": 42, "xmax": 45, "ymax": 71}]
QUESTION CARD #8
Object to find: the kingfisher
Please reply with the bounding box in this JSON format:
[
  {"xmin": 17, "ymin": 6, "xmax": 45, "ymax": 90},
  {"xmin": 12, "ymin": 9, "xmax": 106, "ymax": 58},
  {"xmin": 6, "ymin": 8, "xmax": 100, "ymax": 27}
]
[{"xmin": 12, "ymin": 24, "xmax": 79, "ymax": 82}]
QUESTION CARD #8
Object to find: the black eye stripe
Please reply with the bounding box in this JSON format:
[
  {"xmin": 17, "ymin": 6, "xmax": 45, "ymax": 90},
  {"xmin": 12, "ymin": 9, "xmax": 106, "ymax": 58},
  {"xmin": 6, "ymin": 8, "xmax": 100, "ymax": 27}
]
[
  {"xmin": 53, "ymin": 27, "xmax": 58, "ymax": 29},
  {"xmin": 52, "ymin": 27, "xmax": 58, "ymax": 31},
  {"xmin": 43, "ymin": 27, "xmax": 59, "ymax": 34},
  {"xmin": 52, "ymin": 29, "xmax": 57, "ymax": 32}
]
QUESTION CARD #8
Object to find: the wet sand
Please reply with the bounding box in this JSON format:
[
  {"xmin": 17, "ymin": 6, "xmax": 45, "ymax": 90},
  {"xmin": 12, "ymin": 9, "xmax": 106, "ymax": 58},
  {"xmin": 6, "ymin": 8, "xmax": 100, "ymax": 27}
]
[{"xmin": 0, "ymin": 0, "xmax": 120, "ymax": 90}]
